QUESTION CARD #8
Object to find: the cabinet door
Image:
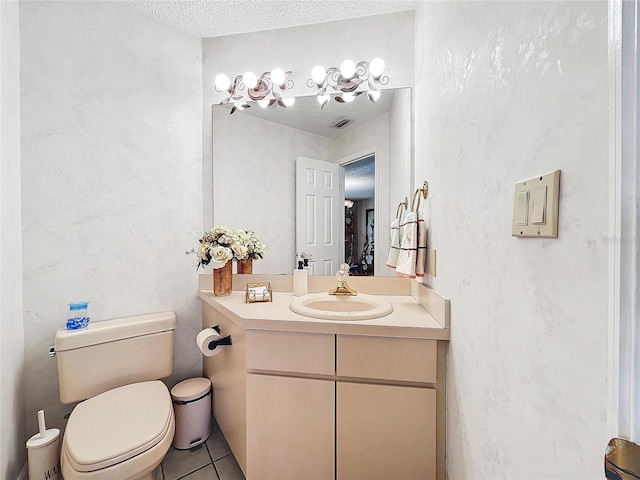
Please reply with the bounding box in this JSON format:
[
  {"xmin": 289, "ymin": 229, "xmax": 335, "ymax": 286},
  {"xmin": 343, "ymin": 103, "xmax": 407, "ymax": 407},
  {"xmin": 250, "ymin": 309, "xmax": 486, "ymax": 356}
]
[
  {"xmin": 337, "ymin": 382, "xmax": 436, "ymax": 480},
  {"xmin": 246, "ymin": 373, "xmax": 335, "ymax": 480}
]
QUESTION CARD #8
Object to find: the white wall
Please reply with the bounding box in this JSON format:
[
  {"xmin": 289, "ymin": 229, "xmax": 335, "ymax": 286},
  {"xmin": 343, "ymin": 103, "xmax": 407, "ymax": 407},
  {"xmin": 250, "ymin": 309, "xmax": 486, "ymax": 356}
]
[
  {"xmin": 389, "ymin": 87, "xmax": 413, "ymax": 229},
  {"xmin": 415, "ymin": 1, "xmax": 609, "ymax": 478},
  {"xmin": 212, "ymin": 109, "xmax": 335, "ymax": 273},
  {"xmin": 202, "ymin": 11, "xmax": 415, "ymax": 228},
  {"xmin": 20, "ymin": 1, "xmax": 203, "ymax": 436},
  {"xmin": 0, "ymin": 1, "xmax": 26, "ymax": 477}
]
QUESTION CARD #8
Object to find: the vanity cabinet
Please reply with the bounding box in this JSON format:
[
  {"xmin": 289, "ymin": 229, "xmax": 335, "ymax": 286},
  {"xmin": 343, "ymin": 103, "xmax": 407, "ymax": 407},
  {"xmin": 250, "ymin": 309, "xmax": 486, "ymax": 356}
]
[
  {"xmin": 246, "ymin": 374, "xmax": 335, "ymax": 480},
  {"xmin": 200, "ymin": 286, "xmax": 449, "ymax": 480},
  {"xmin": 242, "ymin": 329, "xmax": 445, "ymax": 480},
  {"xmin": 337, "ymin": 382, "xmax": 436, "ymax": 480},
  {"xmin": 245, "ymin": 330, "xmax": 335, "ymax": 479}
]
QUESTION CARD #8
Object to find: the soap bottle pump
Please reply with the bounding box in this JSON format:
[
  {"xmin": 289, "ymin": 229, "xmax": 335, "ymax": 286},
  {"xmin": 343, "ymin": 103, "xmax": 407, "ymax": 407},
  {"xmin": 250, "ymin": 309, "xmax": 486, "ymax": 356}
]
[
  {"xmin": 303, "ymin": 257, "xmax": 313, "ymax": 275},
  {"xmin": 293, "ymin": 260, "xmax": 308, "ymax": 296}
]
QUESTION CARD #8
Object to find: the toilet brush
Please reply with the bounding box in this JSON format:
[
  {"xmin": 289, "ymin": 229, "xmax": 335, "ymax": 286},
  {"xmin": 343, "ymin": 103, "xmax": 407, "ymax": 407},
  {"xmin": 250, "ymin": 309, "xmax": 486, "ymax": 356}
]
[{"xmin": 26, "ymin": 410, "xmax": 61, "ymax": 480}]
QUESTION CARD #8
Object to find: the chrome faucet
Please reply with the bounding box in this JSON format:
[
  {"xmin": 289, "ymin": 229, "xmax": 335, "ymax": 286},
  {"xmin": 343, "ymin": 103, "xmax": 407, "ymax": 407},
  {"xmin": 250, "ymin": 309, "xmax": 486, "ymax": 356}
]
[{"xmin": 329, "ymin": 263, "xmax": 357, "ymax": 295}]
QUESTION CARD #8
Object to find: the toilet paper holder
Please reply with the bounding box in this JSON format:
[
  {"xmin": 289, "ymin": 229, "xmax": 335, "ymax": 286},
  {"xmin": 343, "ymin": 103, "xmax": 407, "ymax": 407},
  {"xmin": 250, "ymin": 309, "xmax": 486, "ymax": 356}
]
[{"xmin": 208, "ymin": 325, "xmax": 232, "ymax": 351}]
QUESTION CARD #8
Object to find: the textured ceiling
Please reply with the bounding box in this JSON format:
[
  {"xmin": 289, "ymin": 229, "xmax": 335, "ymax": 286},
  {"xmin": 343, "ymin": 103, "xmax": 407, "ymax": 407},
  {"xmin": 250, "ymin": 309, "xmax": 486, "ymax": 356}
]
[{"xmin": 127, "ymin": 0, "xmax": 416, "ymax": 38}]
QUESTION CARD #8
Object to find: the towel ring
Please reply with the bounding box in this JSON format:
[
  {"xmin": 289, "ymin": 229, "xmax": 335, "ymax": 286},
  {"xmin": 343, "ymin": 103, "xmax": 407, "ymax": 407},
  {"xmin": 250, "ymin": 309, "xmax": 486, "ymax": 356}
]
[
  {"xmin": 411, "ymin": 181, "xmax": 429, "ymax": 212},
  {"xmin": 411, "ymin": 189, "xmax": 421, "ymax": 212},
  {"xmin": 396, "ymin": 198, "xmax": 408, "ymax": 219}
]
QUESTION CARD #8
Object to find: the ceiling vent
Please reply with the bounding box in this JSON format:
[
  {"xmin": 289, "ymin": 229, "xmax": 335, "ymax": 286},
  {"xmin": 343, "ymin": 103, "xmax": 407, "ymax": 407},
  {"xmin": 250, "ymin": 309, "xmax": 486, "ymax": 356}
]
[{"xmin": 332, "ymin": 117, "xmax": 354, "ymax": 129}]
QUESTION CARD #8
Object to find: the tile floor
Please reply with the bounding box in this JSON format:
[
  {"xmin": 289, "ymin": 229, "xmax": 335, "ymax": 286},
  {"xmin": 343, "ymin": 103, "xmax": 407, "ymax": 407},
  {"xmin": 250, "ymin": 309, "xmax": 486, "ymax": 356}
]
[{"xmin": 154, "ymin": 418, "xmax": 245, "ymax": 480}]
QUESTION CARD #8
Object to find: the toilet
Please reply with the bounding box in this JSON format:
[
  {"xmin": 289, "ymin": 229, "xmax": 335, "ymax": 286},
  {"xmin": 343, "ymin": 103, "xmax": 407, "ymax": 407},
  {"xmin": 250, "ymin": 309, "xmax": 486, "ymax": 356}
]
[{"xmin": 54, "ymin": 311, "xmax": 177, "ymax": 480}]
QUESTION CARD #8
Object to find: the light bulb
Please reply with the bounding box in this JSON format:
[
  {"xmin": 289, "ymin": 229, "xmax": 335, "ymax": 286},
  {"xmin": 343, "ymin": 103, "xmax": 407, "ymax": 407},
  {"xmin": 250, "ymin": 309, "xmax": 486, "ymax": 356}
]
[
  {"xmin": 282, "ymin": 97, "xmax": 295, "ymax": 107},
  {"xmin": 369, "ymin": 58, "xmax": 385, "ymax": 79},
  {"xmin": 257, "ymin": 99, "xmax": 271, "ymax": 108},
  {"xmin": 243, "ymin": 71, "xmax": 258, "ymax": 89},
  {"xmin": 215, "ymin": 73, "xmax": 231, "ymax": 91},
  {"xmin": 367, "ymin": 90, "xmax": 381, "ymax": 102},
  {"xmin": 317, "ymin": 94, "xmax": 330, "ymax": 106},
  {"xmin": 340, "ymin": 59, "xmax": 356, "ymax": 79},
  {"xmin": 271, "ymin": 68, "xmax": 286, "ymax": 88},
  {"xmin": 311, "ymin": 65, "xmax": 326, "ymax": 86},
  {"xmin": 343, "ymin": 92, "xmax": 356, "ymax": 103}
]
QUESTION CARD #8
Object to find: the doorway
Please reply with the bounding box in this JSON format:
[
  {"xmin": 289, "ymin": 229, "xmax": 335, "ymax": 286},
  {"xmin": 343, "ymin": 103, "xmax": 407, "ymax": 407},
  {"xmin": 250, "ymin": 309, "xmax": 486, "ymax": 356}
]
[{"xmin": 343, "ymin": 155, "xmax": 375, "ymax": 276}]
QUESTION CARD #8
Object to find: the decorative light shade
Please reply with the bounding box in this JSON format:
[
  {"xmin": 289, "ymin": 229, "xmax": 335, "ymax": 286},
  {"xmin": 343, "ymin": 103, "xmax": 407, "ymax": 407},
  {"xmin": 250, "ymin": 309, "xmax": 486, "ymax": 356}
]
[
  {"xmin": 242, "ymin": 71, "xmax": 258, "ymax": 89},
  {"xmin": 340, "ymin": 59, "xmax": 356, "ymax": 79},
  {"xmin": 282, "ymin": 97, "xmax": 295, "ymax": 107},
  {"xmin": 307, "ymin": 57, "xmax": 389, "ymax": 108},
  {"xmin": 367, "ymin": 90, "xmax": 381, "ymax": 102},
  {"xmin": 342, "ymin": 92, "xmax": 356, "ymax": 103},
  {"xmin": 369, "ymin": 58, "xmax": 385, "ymax": 80},
  {"xmin": 215, "ymin": 73, "xmax": 231, "ymax": 91},
  {"xmin": 311, "ymin": 65, "xmax": 326, "ymax": 86},
  {"xmin": 271, "ymin": 68, "xmax": 286, "ymax": 88},
  {"xmin": 317, "ymin": 94, "xmax": 330, "ymax": 107},
  {"xmin": 214, "ymin": 68, "xmax": 294, "ymax": 114}
]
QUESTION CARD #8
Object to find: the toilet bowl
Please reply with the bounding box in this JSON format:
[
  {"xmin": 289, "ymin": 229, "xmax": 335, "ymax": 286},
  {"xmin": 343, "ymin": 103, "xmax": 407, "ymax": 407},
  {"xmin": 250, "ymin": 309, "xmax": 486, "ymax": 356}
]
[
  {"xmin": 54, "ymin": 312, "xmax": 177, "ymax": 480},
  {"xmin": 61, "ymin": 381, "xmax": 174, "ymax": 480}
]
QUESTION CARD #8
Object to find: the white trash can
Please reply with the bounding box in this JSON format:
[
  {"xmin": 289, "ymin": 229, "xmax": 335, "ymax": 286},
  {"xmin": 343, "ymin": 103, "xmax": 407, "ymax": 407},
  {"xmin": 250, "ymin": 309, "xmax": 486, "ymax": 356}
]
[
  {"xmin": 171, "ymin": 377, "xmax": 212, "ymax": 449},
  {"xmin": 26, "ymin": 428, "xmax": 61, "ymax": 480}
]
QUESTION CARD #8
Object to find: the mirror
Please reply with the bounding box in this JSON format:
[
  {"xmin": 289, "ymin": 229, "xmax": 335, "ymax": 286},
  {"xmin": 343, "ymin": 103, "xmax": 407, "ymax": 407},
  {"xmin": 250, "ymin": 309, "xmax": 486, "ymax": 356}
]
[{"xmin": 211, "ymin": 87, "xmax": 412, "ymax": 275}]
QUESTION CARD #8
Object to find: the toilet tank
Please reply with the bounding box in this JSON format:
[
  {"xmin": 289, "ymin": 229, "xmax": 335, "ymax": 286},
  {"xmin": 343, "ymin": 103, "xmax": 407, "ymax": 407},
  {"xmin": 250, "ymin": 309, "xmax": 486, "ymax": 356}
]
[{"xmin": 54, "ymin": 311, "xmax": 177, "ymax": 404}]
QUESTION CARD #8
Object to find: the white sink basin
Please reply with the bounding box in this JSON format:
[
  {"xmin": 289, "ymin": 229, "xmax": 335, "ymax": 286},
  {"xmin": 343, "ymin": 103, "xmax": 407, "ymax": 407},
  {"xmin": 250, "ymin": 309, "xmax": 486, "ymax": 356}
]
[{"xmin": 289, "ymin": 293, "xmax": 393, "ymax": 321}]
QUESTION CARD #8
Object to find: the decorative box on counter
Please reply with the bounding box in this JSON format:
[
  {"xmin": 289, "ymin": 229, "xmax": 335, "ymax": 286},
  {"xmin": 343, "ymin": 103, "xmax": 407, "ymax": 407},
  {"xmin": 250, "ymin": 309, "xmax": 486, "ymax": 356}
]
[{"xmin": 245, "ymin": 282, "xmax": 272, "ymax": 303}]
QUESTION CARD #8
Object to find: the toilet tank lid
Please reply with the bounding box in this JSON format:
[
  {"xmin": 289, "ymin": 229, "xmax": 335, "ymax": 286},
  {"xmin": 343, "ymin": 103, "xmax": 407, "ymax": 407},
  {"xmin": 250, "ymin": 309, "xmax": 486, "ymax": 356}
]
[{"xmin": 54, "ymin": 311, "xmax": 176, "ymax": 352}]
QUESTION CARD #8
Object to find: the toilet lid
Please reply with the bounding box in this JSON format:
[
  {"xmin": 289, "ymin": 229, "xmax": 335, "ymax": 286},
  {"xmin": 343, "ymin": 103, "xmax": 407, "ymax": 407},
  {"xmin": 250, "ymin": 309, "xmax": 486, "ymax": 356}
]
[{"xmin": 63, "ymin": 381, "xmax": 173, "ymax": 472}]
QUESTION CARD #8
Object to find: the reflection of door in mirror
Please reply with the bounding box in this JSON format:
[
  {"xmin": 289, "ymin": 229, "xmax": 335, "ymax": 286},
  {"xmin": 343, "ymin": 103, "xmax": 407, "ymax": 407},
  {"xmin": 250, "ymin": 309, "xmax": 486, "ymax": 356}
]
[
  {"xmin": 295, "ymin": 156, "xmax": 341, "ymax": 275},
  {"xmin": 342, "ymin": 156, "xmax": 375, "ymax": 276}
]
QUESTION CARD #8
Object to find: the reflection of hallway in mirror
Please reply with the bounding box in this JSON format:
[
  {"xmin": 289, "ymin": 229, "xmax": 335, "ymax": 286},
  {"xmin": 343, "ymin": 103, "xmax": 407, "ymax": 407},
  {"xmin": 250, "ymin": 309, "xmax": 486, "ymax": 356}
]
[{"xmin": 344, "ymin": 155, "xmax": 375, "ymax": 276}]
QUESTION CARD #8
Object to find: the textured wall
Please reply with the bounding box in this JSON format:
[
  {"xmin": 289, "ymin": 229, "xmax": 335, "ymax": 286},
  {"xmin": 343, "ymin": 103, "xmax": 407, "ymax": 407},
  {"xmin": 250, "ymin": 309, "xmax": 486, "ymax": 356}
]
[
  {"xmin": 389, "ymin": 87, "xmax": 414, "ymax": 229},
  {"xmin": 0, "ymin": 1, "xmax": 26, "ymax": 476},
  {"xmin": 202, "ymin": 11, "xmax": 415, "ymax": 228},
  {"xmin": 414, "ymin": 1, "xmax": 609, "ymax": 477},
  {"xmin": 20, "ymin": 1, "xmax": 202, "ymax": 436}
]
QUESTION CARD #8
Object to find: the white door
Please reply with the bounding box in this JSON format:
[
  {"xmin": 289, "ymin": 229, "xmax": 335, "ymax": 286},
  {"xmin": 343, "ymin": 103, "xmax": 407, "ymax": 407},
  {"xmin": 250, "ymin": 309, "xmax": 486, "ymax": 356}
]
[{"xmin": 296, "ymin": 156, "xmax": 342, "ymax": 275}]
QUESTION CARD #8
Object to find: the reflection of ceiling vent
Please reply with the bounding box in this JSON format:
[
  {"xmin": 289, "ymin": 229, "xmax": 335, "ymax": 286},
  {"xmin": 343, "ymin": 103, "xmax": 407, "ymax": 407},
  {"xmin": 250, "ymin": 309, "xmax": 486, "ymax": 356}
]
[{"xmin": 332, "ymin": 117, "xmax": 353, "ymax": 129}]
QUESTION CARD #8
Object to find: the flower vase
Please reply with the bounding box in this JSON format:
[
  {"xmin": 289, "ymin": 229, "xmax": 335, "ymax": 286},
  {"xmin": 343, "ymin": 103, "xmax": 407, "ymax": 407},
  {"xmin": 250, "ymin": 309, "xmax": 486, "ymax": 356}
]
[
  {"xmin": 237, "ymin": 258, "xmax": 253, "ymax": 274},
  {"xmin": 213, "ymin": 261, "xmax": 232, "ymax": 296}
]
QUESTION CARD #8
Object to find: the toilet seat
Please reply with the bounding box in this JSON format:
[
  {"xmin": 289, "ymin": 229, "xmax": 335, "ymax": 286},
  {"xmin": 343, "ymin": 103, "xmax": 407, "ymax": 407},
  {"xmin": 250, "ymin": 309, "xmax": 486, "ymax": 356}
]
[{"xmin": 62, "ymin": 380, "xmax": 173, "ymax": 473}]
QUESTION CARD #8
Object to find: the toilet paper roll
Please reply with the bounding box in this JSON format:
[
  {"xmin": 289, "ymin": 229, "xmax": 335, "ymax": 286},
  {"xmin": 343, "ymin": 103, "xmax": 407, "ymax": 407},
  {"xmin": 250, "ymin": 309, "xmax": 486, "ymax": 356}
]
[{"xmin": 196, "ymin": 328, "xmax": 224, "ymax": 357}]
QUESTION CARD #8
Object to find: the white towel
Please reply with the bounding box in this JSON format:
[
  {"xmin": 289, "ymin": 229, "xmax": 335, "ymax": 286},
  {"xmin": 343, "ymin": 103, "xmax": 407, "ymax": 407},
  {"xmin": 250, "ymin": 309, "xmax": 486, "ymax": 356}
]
[
  {"xmin": 415, "ymin": 211, "xmax": 427, "ymax": 277},
  {"xmin": 395, "ymin": 211, "xmax": 417, "ymax": 278},
  {"xmin": 386, "ymin": 218, "xmax": 400, "ymax": 268}
]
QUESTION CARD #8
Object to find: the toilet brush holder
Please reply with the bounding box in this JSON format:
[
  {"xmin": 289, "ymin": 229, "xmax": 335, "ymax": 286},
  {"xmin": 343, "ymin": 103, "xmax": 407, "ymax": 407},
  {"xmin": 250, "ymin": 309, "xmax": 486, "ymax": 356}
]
[{"xmin": 26, "ymin": 410, "xmax": 60, "ymax": 480}]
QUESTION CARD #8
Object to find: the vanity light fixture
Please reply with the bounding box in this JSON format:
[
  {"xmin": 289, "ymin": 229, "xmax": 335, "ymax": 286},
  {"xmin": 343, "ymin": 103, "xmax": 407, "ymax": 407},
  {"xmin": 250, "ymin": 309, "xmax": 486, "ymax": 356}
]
[
  {"xmin": 214, "ymin": 69, "xmax": 295, "ymax": 114},
  {"xmin": 307, "ymin": 58, "xmax": 389, "ymax": 109}
]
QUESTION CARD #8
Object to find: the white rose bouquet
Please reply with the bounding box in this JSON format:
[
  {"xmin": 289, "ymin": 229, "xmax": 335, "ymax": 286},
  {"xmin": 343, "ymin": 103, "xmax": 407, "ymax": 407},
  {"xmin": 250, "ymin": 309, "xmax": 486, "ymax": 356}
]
[{"xmin": 189, "ymin": 226, "xmax": 265, "ymax": 270}]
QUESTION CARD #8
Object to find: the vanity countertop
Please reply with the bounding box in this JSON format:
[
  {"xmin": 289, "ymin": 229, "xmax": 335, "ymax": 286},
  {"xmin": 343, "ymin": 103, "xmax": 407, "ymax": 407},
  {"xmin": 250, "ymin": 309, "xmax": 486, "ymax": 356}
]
[{"xmin": 198, "ymin": 287, "xmax": 450, "ymax": 340}]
